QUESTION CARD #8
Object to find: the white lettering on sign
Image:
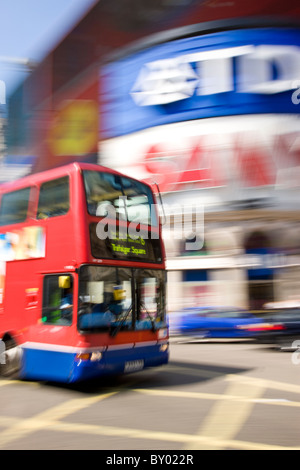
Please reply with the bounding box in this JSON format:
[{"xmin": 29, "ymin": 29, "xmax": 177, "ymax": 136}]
[
  {"xmin": 131, "ymin": 57, "xmax": 199, "ymax": 106},
  {"xmin": 131, "ymin": 45, "xmax": 300, "ymax": 106}
]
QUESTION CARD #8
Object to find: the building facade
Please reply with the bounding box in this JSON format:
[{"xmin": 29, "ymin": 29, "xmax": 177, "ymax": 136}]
[
  {"xmin": 98, "ymin": 26, "xmax": 300, "ymax": 312},
  {"xmin": 6, "ymin": 1, "xmax": 300, "ymax": 312}
]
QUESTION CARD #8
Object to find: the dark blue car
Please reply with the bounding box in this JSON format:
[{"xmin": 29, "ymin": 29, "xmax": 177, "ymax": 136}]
[
  {"xmin": 253, "ymin": 308, "xmax": 300, "ymax": 350},
  {"xmin": 169, "ymin": 306, "xmax": 264, "ymax": 339}
]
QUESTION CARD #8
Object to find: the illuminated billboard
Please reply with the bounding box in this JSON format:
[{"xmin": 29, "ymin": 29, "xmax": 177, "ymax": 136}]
[{"xmin": 100, "ymin": 28, "xmax": 300, "ymax": 137}]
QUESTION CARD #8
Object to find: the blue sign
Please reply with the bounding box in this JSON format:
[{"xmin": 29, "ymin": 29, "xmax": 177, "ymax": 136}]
[
  {"xmin": 0, "ymin": 155, "xmax": 36, "ymax": 183},
  {"xmin": 100, "ymin": 28, "xmax": 300, "ymax": 138}
]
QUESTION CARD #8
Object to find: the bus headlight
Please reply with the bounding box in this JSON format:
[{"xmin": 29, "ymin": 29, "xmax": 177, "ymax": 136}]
[
  {"xmin": 90, "ymin": 351, "xmax": 103, "ymax": 362},
  {"xmin": 75, "ymin": 351, "xmax": 103, "ymax": 362},
  {"xmin": 159, "ymin": 343, "xmax": 168, "ymax": 353}
]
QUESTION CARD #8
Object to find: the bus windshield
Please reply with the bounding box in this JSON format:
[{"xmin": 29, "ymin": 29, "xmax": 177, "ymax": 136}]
[
  {"xmin": 83, "ymin": 170, "xmax": 157, "ymax": 226},
  {"xmin": 78, "ymin": 266, "xmax": 166, "ymax": 333}
]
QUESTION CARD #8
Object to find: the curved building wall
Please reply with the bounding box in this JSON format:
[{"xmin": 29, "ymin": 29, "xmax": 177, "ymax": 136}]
[{"xmin": 98, "ymin": 25, "xmax": 300, "ymax": 312}]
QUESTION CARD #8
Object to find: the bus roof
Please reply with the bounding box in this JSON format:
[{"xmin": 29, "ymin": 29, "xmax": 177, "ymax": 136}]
[{"xmin": 0, "ymin": 162, "xmax": 146, "ymax": 193}]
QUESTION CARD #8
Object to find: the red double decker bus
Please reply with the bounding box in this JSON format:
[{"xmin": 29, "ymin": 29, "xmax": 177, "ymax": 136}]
[{"xmin": 0, "ymin": 162, "xmax": 168, "ymax": 382}]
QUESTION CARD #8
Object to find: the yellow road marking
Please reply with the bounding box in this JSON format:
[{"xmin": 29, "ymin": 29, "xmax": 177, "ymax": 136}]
[
  {"xmin": 0, "ymin": 391, "xmax": 117, "ymax": 449},
  {"xmin": 1, "ymin": 371, "xmax": 300, "ymax": 449},
  {"xmin": 0, "ymin": 416, "xmax": 19, "ymax": 427},
  {"xmin": 0, "ymin": 379, "xmax": 39, "ymax": 388},
  {"xmin": 0, "ymin": 414, "xmax": 296, "ymax": 450},
  {"xmin": 0, "ymin": 379, "xmax": 20, "ymax": 387},
  {"xmin": 164, "ymin": 364, "xmax": 300, "ymax": 395},
  {"xmin": 226, "ymin": 374, "xmax": 300, "ymax": 395},
  {"xmin": 0, "ymin": 386, "xmax": 298, "ymax": 450},
  {"xmin": 133, "ymin": 387, "xmax": 300, "ymax": 408},
  {"xmin": 185, "ymin": 380, "xmax": 266, "ymax": 450},
  {"xmin": 29, "ymin": 419, "xmax": 293, "ymax": 450}
]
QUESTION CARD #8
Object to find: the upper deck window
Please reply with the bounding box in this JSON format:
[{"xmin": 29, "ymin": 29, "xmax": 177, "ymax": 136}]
[
  {"xmin": 83, "ymin": 170, "xmax": 157, "ymax": 226},
  {"xmin": 0, "ymin": 187, "xmax": 31, "ymax": 226},
  {"xmin": 37, "ymin": 177, "xmax": 70, "ymax": 219}
]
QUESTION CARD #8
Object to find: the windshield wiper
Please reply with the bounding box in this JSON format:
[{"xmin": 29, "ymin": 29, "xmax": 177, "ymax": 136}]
[
  {"xmin": 140, "ymin": 302, "xmax": 157, "ymax": 332},
  {"xmin": 110, "ymin": 305, "xmax": 133, "ymax": 337}
]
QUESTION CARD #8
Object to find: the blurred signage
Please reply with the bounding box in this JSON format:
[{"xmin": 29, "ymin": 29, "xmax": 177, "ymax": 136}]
[
  {"xmin": 166, "ymin": 253, "xmax": 300, "ymax": 271},
  {"xmin": 100, "ymin": 114, "xmax": 300, "ymax": 201},
  {"xmin": 0, "ymin": 227, "xmax": 43, "ymax": 312},
  {"xmin": 131, "ymin": 45, "xmax": 300, "ymax": 106},
  {"xmin": 0, "ymin": 227, "xmax": 46, "ymax": 261},
  {"xmin": 47, "ymin": 100, "xmax": 98, "ymax": 156},
  {"xmin": 0, "ymin": 156, "xmax": 35, "ymax": 183},
  {"xmin": 100, "ymin": 28, "xmax": 300, "ymax": 138}
]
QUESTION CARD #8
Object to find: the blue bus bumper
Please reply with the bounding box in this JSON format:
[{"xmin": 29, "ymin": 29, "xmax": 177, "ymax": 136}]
[{"xmin": 20, "ymin": 343, "xmax": 169, "ymax": 383}]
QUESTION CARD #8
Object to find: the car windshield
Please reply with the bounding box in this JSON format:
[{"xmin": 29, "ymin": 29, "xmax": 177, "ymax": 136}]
[{"xmin": 78, "ymin": 266, "xmax": 166, "ymax": 333}]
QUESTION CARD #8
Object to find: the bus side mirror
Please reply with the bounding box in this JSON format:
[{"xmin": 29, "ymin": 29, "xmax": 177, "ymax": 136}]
[{"xmin": 59, "ymin": 276, "xmax": 71, "ymax": 289}]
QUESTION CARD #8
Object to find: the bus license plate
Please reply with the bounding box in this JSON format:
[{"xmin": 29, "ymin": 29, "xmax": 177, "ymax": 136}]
[{"xmin": 124, "ymin": 359, "xmax": 144, "ymax": 373}]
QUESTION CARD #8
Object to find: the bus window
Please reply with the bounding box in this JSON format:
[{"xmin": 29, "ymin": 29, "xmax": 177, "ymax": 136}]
[
  {"xmin": 78, "ymin": 266, "xmax": 166, "ymax": 332},
  {"xmin": 78, "ymin": 266, "xmax": 133, "ymax": 331},
  {"xmin": 83, "ymin": 170, "xmax": 156, "ymax": 226},
  {"xmin": 42, "ymin": 274, "xmax": 73, "ymax": 325},
  {"xmin": 136, "ymin": 269, "xmax": 166, "ymax": 330},
  {"xmin": 0, "ymin": 187, "xmax": 31, "ymax": 226},
  {"xmin": 37, "ymin": 177, "xmax": 70, "ymax": 219},
  {"xmin": 122, "ymin": 177, "xmax": 154, "ymax": 225}
]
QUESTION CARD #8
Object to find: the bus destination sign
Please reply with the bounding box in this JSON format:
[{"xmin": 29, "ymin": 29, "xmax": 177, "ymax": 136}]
[{"xmin": 89, "ymin": 223, "xmax": 163, "ymax": 263}]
